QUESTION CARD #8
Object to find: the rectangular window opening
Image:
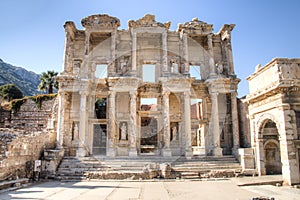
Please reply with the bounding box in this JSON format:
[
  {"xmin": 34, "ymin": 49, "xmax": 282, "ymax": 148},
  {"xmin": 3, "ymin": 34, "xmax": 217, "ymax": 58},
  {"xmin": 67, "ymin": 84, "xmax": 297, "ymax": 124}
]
[
  {"xmin": 95, "ymin": 64, "xmax": 108, "ymax": 78},
  {"xmin": 190, "ymin": 66, "xmax": 201, "ymax": 80},
  {"xmin": 142, "ymin": 64, "xmax": 156, "ymax": 82},
  {"xmin": 140, "ymin": 98, "xmax": 157, "ymax": 111}
]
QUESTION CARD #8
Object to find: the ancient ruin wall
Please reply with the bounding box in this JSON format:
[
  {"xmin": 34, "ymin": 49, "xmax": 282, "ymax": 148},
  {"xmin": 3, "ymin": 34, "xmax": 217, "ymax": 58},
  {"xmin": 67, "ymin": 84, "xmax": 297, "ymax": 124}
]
[{"xmin": 0, "ymin": 96, "xmax": 58, "ymax": 180}]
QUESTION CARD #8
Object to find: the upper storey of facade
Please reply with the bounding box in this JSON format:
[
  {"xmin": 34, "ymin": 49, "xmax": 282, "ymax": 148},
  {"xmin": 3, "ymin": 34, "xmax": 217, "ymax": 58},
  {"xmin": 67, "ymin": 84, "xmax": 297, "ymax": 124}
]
[
  {"xmin": 60, "ymin": 14, "xmax": 237, "ymax": 90},
  {"xmin": 246, "ymin": 58, "xmax": 300, "ymax": 102}
]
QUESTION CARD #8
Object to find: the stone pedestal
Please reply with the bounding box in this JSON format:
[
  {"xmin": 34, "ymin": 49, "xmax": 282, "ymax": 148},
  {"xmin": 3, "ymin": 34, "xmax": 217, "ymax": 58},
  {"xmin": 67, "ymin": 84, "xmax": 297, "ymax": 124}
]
[
  {"xmin": 129, "ymin": 148, "xmax": 138, "ymax": 157},
  {"xmin": 238, "ymin": 148, "xmax": 255, "ymax": 175},
  {"xmin": 162, "ymin": 148, "xmax": 172, "ymax": 157},
  {"xmin": 192, "ymin": 146, "xmax": 206, "ymax": 156},
  {"xmin": 185, "ymin": 149, "xmax": 193, "ymax": 160},
  {"xmin": 106, "ymin": 148, "xmax": 116, "ymax": 157},
  {"xmin": 212, "ymin": 147, "xmax": 223, "ymax": 156}
]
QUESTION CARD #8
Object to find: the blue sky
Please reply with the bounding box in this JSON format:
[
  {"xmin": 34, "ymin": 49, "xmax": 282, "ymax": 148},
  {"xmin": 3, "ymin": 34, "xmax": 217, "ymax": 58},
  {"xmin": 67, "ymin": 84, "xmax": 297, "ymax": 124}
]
[{"xmin": 0, "ymin": 0, "xmax": 299, "ymax": 97}]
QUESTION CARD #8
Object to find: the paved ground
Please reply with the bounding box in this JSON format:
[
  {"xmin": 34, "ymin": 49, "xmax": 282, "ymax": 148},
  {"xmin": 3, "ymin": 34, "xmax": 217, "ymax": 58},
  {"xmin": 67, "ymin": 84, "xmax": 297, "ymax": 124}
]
[{"xmin": 0, "ymin": 176, "xmax": 300, "ymax": 200}]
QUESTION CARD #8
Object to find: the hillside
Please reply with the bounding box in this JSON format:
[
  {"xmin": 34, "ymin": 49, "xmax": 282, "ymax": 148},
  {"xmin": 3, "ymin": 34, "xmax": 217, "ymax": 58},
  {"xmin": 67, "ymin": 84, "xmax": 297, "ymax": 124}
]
[{"xmin": 0, "ymin": 58, "xmax": 41, "ymax": 96}]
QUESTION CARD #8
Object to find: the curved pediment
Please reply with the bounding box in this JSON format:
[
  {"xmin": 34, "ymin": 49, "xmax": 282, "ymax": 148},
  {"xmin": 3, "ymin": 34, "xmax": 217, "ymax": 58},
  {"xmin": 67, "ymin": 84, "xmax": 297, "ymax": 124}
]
[
  {"xmin": 81, "ymin": 14, "xmax": 120, "ymax": 28},
  {"xmin": 128, "ymin": 14, "xmax": 171, "ymax": 29}
]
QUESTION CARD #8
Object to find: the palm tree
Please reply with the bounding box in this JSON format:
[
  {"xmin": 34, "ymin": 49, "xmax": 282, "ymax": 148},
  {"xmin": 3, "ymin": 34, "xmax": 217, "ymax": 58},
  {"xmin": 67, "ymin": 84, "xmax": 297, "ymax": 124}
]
[{"xmin": 38, "ymin": 70, "xmax": 59, "ymax": 94}]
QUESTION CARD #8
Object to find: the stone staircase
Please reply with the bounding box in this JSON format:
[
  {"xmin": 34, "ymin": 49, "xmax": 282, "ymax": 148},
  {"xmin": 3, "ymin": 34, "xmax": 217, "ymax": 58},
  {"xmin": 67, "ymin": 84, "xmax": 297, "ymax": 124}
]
[
  {"xmin": 172, "ymin": 155, "xmax": 242, "ymax": 179},
  {"xmin": 56, "ymin": 155, "xmax": 242, "ymax": 180}
]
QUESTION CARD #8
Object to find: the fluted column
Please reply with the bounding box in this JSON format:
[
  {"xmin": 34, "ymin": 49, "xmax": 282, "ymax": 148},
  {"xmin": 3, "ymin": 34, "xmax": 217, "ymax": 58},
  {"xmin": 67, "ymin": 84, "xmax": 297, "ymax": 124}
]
[
  {"xmin": 56, "ymin": 91, "xmax": 66, "ymax": 149},
  {"xmin": 184, "ymin": 91, "xmax": 193, "ymax": 158},
  {"xmin": 131, "ymin": 31, "xmax": 137, "ymax": 72},
  {"xmin": 211, "ymin": 92, "xmax": 222, "ymax": 156},
  {"xmin": 77, "ymin": 91, "xmax": 88, "ymax": 157},
  {"xmin": 129, "ymin": 91, "xmax": 138, "ymax": 157},
  {"xmin": 162, "ymin": 91, "xmax": 172, "ymax": 157},
  {"xmin": 231, "ymin": 92, "xmax": 240, "ymax": 155},
  {"xmin": 208, "ymin": 34, "xmax": 216, "ymax": 78},
  {"xmin": 107, "ymin": 91, "xmax": 116, "ymax": 157},
  {"xmin": 182, "ymin": 33, "xmax": 189, "ymax": 74},
  {"xmin": 162, "ymin": 31, "xmax": 168, "ymax": 72}
]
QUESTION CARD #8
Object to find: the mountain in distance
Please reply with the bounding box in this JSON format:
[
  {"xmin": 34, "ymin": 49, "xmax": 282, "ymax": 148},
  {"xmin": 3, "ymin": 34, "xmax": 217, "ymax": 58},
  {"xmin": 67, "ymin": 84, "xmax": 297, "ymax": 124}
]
[{"xmin": 0, "ymin": 58, "xmax": 42, "ymax": 96}]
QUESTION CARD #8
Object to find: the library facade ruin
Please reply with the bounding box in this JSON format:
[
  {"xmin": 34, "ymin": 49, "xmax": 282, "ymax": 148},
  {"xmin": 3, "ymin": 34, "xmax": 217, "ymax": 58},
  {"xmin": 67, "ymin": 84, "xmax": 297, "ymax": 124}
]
[{"xmin": 56, "ymin": 14, "xmax": 240, "ymax": 158}]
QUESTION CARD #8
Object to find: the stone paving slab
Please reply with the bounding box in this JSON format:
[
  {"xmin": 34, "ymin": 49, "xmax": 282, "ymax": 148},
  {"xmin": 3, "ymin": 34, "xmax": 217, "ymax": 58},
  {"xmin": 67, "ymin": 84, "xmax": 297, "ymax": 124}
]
[{"xmin": 0, "ymin": 178, "xmax": 299, "ymax": 200}]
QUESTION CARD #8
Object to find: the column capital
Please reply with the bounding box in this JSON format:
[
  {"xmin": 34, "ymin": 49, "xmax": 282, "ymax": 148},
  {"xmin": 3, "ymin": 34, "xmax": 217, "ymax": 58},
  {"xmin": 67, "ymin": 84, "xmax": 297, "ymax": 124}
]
[
  {"xmin": 162, "ymin": 91, "xmax": 170, "ymax": 97},
  {"xmin": 79, "ymin": 91, "xmax": 89, "ymax": 96},
  {"xmin": 183, "ymin": 91, "xmax": 190, "ymax": 96}
]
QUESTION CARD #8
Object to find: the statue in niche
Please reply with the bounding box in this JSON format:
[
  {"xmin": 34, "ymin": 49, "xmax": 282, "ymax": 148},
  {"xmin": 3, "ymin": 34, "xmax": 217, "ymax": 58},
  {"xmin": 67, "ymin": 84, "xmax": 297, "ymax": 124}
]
[
  {"xmin": 216, "ymin": 63, "xmax": 224, "ymax": 75},
  {"xmin": 172, "ymin": 126, "xmax": 177, "ymax": 141},
  {"xmin": 120, "ymin": 122, "xmax": 127, "ymax": 140},
  {"xmin": 73, "ymin": 123, "xmax": 79, "ymax": 141},
  {"xmin": 120, "ymin": 57, "xmax": 128, "ymax": 74},
  {"xmin": 197, "ymin": 129, "xmax": 201, "ymax": 146},
  {"xmin": 170, "ymin": 59, "xmax": 179, "ymax": 73}
]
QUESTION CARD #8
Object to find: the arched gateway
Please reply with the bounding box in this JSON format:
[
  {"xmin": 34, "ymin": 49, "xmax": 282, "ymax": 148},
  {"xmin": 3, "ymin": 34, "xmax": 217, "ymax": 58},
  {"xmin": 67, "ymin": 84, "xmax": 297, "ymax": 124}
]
[{"xmin": 56, "ymin": 14, "xmax": 240, "ymax": 158}]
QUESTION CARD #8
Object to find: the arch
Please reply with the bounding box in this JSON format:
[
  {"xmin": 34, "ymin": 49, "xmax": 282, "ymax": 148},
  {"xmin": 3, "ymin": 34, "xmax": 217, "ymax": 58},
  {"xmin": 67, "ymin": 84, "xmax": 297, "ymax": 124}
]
[
  {"xmin": 256, "ymin": 113, "xmax": 281, "ymax": 139},
  {"xmin": 256, "ymin": 116, "xmax": 282, "ymax": 176}
]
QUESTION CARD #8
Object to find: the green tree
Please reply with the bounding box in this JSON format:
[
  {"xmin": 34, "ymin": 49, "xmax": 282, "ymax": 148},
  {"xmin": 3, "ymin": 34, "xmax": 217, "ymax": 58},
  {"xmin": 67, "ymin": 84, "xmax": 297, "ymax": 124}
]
[
  {"xmin": 0, "ymin": 84, "xmax": 23, "ymax": 101},
  {"xmin": 38, "ymin": 70, "xmax": 59, "ymax": 94}
]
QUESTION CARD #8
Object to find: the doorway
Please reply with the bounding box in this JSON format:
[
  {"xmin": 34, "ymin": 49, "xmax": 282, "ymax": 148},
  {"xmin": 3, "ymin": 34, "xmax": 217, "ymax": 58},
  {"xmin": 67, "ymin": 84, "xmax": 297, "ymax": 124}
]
[
  {"xmin": 93, "ymin": 124, "xmax": 107, "ymax": 155},
  {"xmin": 140, "ymin": 117, "xmax": 158, "ymax": 153}
]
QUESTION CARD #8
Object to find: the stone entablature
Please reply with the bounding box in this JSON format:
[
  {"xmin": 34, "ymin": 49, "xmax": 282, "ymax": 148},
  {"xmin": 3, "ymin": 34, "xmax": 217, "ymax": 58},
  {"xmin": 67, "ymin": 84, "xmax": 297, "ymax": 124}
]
[{"xmin": 247, "ymin": 58, "xmax": 300, "ymax": 101}]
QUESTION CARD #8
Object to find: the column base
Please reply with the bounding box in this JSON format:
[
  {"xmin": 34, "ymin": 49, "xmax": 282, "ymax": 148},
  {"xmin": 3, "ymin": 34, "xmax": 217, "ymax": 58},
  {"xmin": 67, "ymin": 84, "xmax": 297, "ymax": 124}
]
[
  {"xmin": 232, "ymin": 146, "xmax": 239, "ymax": 156},
  {"xmin": 106, "ymin": 148, "xmax": 116, "ymax": 157},
  {"xmin": 129, "ymin": 148, "xmax": 138, "ymax": 157},
  {"xmin": 185, "ymin": 149, "xmax": 193, "ymax": 160},
  {"xmin": 209, "ymin": 73, "xmax": 217, "ymax": 79},
  {"xmin": 162, "ymin": 148, "xmax": 172, "ymax": 157},
  {"xmin": 76, "ymin": 147, "xmax": 87, "ymax": 157},
  {"xmin": 192, "ymin": 146, "xmax": 206, "ymax": 156},
  {"xmin": 212, "ymin": 147, "xmax": 223, "ymax": 156}
]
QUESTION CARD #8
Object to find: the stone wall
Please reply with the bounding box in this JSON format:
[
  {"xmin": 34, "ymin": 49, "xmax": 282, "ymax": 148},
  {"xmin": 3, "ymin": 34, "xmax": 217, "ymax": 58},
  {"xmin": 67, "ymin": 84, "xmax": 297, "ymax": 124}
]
[
  {"xmin": 0, "ymin": 95, "xmax": 58, "ymax": 181},
  {"xmin": 0, "ymin": 128, "xmax": 56, "ymax": 181}
]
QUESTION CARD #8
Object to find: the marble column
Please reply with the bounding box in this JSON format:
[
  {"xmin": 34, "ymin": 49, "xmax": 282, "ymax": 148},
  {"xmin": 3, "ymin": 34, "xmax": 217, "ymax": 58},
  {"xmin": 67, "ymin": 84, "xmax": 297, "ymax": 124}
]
[
  {"xmin": 77, "ymin": 91, "xmax": 88, "ymax": 157},
  {"xmin": 110, "ymin": 30, "xmax": 116, "ymax": 74},
  {"xmin": 131, "ymin": 31, "xmax": 137, "ymax": 72},
  {"xmin": 85, "ymin": 31, "xmax": 90, "ymax": 56},
  {"xmin": 129, "ymin": 91, "xmax": 138, "ymax": 157},
  {"xmin": 208, "ymin": 34, "xmax": 216, "ymax": 78},
  {"xmin": 162, "ymin": 91, "xmax": 172, "ymax": 157},
  {"xmin": 231, "ymin": 92, "xmax": 240, "ymax": 155},
  {"xmin": 62, "ymin": 33, "xmax": 72, "ymax": 74},
  {"xmin": 56, "ymin": 91, "xmax": 66, "ymax": 149},
  {"xmin": 107, "ymin": 91, "xmax": 116, "ymax": 157},
  {"xmin": 184, "ymin": 91, "xmax": 193, "ymax": 159},
  {"xmin": 226, "ymin": 41, "xmax": 235, "ymax": 75},
  {"xmin": 211, "ymin": 92, "xmax": 222, "ymax": 156},
  {"xmin": 162, "ymin": 31, "xmax": 168, "ymax": 72},
  {"xmin": 182, "ymin": 33, "xmax": 189, "ymax": 74}
]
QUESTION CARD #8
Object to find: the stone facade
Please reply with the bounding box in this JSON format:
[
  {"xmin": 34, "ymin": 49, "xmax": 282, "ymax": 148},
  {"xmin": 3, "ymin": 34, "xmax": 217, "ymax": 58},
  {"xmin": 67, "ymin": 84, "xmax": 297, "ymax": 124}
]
[
  {"xmin": 56, "ymin": 14, "xmax": 240, "ymax": 158},
  {"xmin": 245, "ymin": 58, "xmax": 300, "ymax": 185}
]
